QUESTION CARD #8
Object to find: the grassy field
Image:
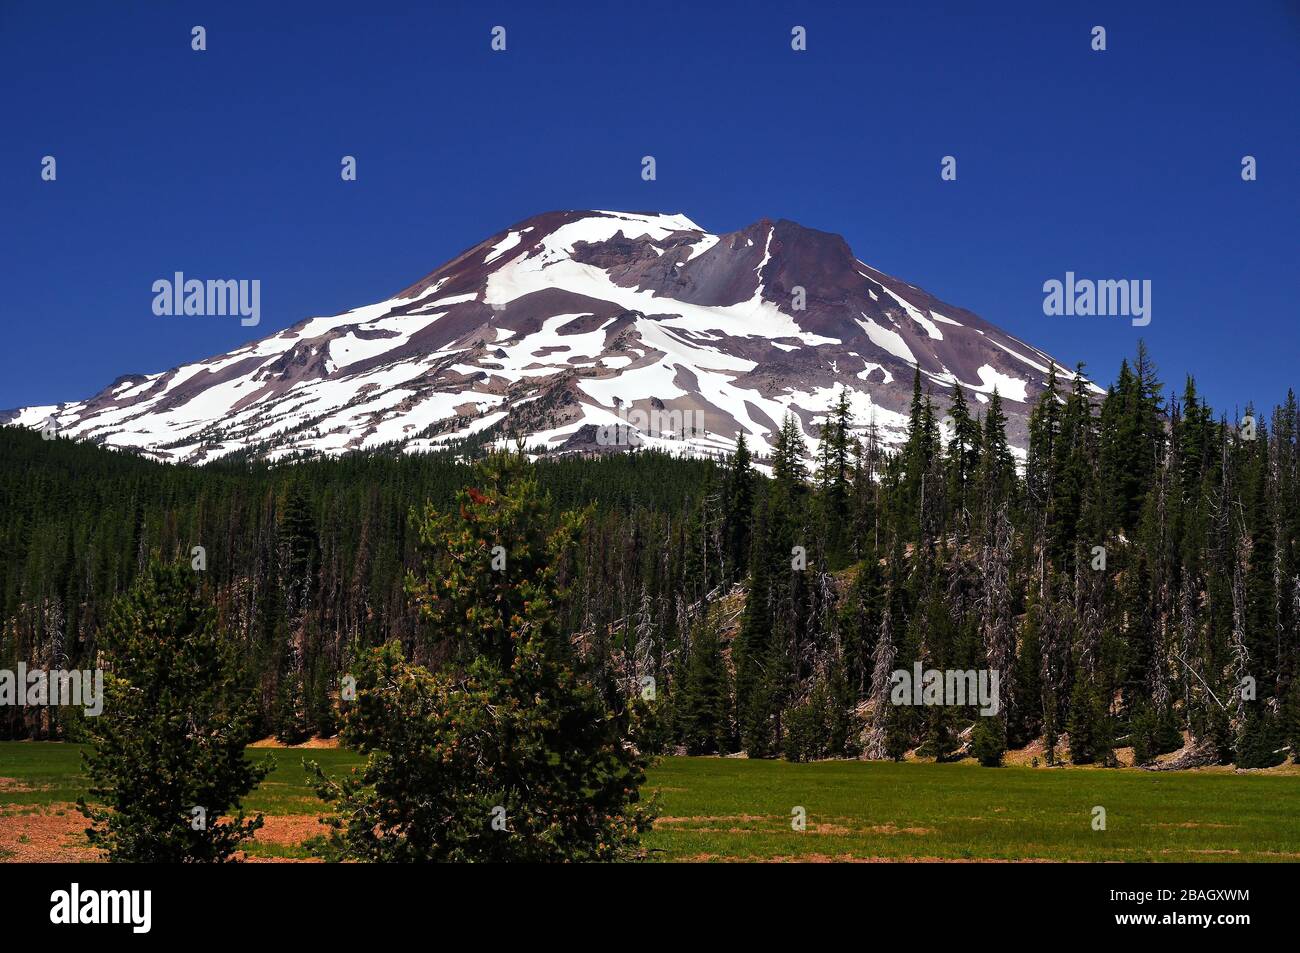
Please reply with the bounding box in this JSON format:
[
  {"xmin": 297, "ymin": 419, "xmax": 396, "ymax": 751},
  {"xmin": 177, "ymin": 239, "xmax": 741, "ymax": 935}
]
[{"xmin": 2, "ymin": 742, "xmax": 1298, "ymax": 862}]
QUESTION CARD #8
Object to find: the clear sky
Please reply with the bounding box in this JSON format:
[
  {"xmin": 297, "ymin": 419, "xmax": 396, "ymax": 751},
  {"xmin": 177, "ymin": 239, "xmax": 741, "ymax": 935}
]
[{"xmin": 2, "ymin": 0, "xmax": 1296, "ymax": 417}]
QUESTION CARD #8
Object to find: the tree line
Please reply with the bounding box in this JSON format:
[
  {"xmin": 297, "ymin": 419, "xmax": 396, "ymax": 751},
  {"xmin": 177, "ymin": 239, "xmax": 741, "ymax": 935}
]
[
  {"xmin": 687, "ymin": 342, "xmax": 1299, "ymax": 769},
  {"xmin": 2, "ymin": 340, "xmax": 1298, "ymax": 772}
]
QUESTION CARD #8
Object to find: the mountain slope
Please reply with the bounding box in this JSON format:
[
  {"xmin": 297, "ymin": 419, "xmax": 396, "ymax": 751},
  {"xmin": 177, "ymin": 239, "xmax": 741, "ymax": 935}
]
[{"xmin": 4, "ymin": 210, "xmax": 1091, "ymax": 464}]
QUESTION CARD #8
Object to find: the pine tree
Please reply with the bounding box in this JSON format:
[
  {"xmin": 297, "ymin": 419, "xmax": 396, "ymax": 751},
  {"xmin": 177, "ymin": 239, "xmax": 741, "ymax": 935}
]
[
  {"xmin": 1100, "ymin": 344, "xmax": 1165, "ymax": 533},
  {"xmin": 772, "ymin": 413, "xmax": 808, "ymax": 489},
  {"xmin": 679, "ymin": 611, "xmax": 732, "ymax": 754},
  {"xmin": 1025, "ymin": 363, "xmax": 1062, "ymax": 520},
  {"xmin": 838, "ymin": 555, "xmax": 883, "ymax": 696},
  {"xmin": 944, "ymin": 383, "xmax": 981, "ymax": 532},
  {"xmin": 734, "ymin": 498, "xmax": 779, "ymax": 757},
  {"xmin": 79, "ymin": 561, "xmax": 270, "ymax": 862},
  {"xmin": 895, "ymin": 369, "xmax": 940, "ymax": 538},
  {"xmin": 971, "ymin": 714, "xmax": 1006, "ymax": 767},
  {"xmin": 313, "ymin": 452, "xmax": 654, "ymax": 861},
  {"xmin": 306, "ymin": 660, "xmax": 338, "ymax": 738},
  {"xmin": 722, "ymin": 431, "xmax": 756, "ymax": 581},
  {"xmin": 1067, "ymin": 675, "xmax": 1099, "ymax": 765},
  {"xmin": 976, "ymin": 389, "xmax": 1016, "ymax": 526},
  {"xmin": 272, "ymin": 664, "xmax": 311, "ymax": 744},
  {"xmin": 1010, "ymin": 591, "xmax": 1044, "ymax": 746},
  {"xmin": 820, "ymin": 388, "xmax": 856, "ymax": 530}
]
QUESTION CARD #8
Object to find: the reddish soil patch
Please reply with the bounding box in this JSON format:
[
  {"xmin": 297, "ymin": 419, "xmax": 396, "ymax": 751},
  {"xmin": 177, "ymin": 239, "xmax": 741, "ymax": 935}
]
[
  {"xmin": 0, "ymin": 806, "xmax": 329, "ymax": 864},
  {"xmin": 253, "ymin": 814, "xmax": 329, "ymax": 845},
  {"xmin": 810, "ymin": 823, "xmax": 852, "ymax": 835},
  {"xmin": 249, "ymin": 736, "xmax": 340, "ymax": 749},
  {"xmin": 0, "ymin": 804, "xmax": 97, "ymax": 863},
  {"xmin": 236, "ymin": 813, "xmax": 330, "ymax": 863}
]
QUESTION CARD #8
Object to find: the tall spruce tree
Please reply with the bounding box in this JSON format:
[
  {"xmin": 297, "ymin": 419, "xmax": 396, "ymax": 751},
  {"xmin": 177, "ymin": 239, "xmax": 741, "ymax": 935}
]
[
  {"xmin": 734, "ymin": 497, "xmax": 780, "ymax": 757},
  {"xmin": 944, "ymin": 384, "xmax": 981, "ymax": 534},
  {"xmin": 679, "ymin": 609, "xmax": 733, "ymax": 754},
  {"xmin": 722, "ymin": 431, "xmax": 756, "ymax": 582}
]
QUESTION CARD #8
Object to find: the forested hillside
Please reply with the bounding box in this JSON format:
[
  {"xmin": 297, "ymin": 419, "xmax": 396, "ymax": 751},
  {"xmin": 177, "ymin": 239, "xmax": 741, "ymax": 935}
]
[
  {"xmin": 3, "ymin": 343, "xmax": 1297, "ymax": 770},
  {"xmin": 0, "ymin": 434, "xmax": 717, "ymax": 742}
]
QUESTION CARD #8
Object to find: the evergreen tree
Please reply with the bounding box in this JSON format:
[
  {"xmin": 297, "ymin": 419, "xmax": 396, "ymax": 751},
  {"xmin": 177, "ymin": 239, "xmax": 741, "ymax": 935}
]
[
  {"xmin": 772, "ymin": 413, "xmax": 808, "ymax": 488},
  {"xmin": 313, "ymin": 453, "xmax": 654, "ymax": 861},
  {"xmin": 944, "ymin": 383, "xmax": 981, "ymax": 532},
  {"xmin": 722, "ymin": 431, "xmax": 756, "ymax": 581},
  {"xmin": 272, "ymin": 665, "xmax": 311, "ymax": 744},
  {"xmin": 971, "ymin": 714, "xmax": 1006, "ymax": 767},
  {"xmin": 679, "ymin": 611, "xmax": 733, "ymax": 754},
  {"xmin": 1099, "ymin": 344, "xmax": 1164, "ymax": 533},
  {"xmin": 817, "ymin": 388, "xmax": 856, "ymax": 537},
  {"xmin": 976, "ymin": 389, "xmax": 1016, "ymax": 525},
  {"xmin": 79, "ymin": 561, "xmax": 270, "ymax": 862},
  {"xmin": 734, "ymin": 499, "xmax": 780, "ymax": 757}
]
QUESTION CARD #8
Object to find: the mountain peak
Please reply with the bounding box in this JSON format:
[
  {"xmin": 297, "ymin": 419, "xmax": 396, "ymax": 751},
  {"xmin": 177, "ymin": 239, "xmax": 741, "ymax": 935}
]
[{"xmin": 5, "ymin": 209, "xmax": 1089, "ymax": 466}]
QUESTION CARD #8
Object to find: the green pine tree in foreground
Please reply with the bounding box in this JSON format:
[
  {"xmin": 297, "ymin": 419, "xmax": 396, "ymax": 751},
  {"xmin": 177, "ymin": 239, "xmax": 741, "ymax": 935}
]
[
  {"xmin": 311, "ymin": 452, "xmax": 655, "ymax": 861},
  {"xmin": 79, "ymin": 561, "xmax": 270, "ymax": 862}
]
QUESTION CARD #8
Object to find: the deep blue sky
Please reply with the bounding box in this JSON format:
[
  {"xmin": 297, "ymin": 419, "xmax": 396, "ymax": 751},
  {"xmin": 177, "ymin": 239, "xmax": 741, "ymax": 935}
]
[{"xmin": 2, "ymin": 0, "xmax": 1296, "ymax": 416}]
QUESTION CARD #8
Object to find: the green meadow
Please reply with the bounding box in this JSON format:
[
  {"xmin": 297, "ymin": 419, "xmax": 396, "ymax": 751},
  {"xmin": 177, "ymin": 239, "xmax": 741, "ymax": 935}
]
[{"xmin": 2, "ymin": 742, "xmax": 1297, "ymax": 862}]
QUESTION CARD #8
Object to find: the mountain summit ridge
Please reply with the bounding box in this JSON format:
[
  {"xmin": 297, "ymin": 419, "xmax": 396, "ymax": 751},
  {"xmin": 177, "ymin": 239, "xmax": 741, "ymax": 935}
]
[{"xmin": 5, "ymin": 209, "xmax": 1088, "ymax": 464}]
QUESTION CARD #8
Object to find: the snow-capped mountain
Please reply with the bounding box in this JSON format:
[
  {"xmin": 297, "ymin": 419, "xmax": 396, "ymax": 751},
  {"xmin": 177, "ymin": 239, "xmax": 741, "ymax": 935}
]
[{"xmin": 4, "ymin": 210, "xmax": 1090, "ymax": 465}]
